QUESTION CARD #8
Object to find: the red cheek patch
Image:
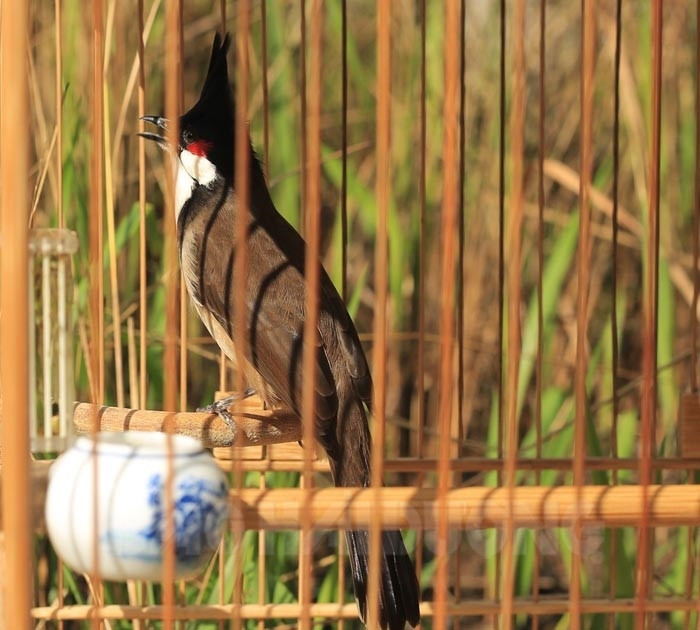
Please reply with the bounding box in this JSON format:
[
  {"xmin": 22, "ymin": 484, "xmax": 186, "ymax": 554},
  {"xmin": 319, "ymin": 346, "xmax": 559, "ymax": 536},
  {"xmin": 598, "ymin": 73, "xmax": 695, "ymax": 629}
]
[{"xmin": 187, "ymin": 140, "xmax": 213, "ymax": 157}]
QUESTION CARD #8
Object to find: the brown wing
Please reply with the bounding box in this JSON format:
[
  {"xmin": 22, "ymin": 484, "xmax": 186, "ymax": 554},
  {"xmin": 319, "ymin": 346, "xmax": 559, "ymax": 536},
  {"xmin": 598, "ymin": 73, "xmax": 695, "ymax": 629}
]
[{"xmin": 184, "ymin": 191, "xmax": 340, "ymax": 450}]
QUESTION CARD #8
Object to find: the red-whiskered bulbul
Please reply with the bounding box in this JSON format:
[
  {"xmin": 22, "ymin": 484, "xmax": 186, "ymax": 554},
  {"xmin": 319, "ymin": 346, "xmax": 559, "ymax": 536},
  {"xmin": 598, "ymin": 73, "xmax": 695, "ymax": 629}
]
[{"xmin": 141, "ymin": 33, "xmax": 420, "ymax": 630}]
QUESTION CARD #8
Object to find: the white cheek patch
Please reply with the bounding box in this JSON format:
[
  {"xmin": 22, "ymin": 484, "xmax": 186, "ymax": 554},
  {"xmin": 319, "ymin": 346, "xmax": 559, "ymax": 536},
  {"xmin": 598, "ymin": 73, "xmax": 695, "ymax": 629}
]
[
  {"xmin": 180, "ymin": 149, "xmax": 217, "ymax": 186},
  {"xmin": 175, "ymin": 162, "xmax": 195, "ymax": 219},
  {"xmin": 174, "ymin": 149, "xmax": 219, "ymax": 219}
]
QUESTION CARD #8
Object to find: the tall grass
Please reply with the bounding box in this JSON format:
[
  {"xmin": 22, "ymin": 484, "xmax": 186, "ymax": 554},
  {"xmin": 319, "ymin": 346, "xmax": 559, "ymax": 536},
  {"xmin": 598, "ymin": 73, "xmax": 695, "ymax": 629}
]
[{"xmin": 25, "ymin": 0, "xmax": 700, "ymax": 627}]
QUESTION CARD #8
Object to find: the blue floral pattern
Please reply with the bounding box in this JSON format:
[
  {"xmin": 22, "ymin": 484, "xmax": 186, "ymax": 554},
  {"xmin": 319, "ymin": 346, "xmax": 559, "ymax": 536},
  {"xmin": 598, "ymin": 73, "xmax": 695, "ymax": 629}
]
[{"xmin": 140, "ymin": 473, "xmax": 228, "ymax": 561}]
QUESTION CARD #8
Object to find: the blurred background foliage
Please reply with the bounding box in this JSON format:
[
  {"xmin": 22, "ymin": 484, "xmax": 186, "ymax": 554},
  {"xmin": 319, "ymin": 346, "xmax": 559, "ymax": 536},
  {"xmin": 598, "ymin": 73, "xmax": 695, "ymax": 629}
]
[{"xmin": 26, "ymin": 0, "xmax": 700, "ymax": 627}]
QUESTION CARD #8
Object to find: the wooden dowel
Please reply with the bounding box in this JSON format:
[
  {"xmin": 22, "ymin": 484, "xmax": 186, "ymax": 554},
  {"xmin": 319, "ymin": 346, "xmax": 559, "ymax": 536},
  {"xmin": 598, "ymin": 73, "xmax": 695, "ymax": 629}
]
[
  {"xmin": 229, "ymin": 485, "xmax": 700, "ymax": 531},
  {"xmin": 213, "ymin": 456, "xmax": 700, "ymax": 473},
  {"xmin": 72, "ymin": 402, "xmax": 301, "ymax": 448},
  {"xmin": 15, "ymin": 461, "xmax": 700, "ymax": 533},
  {"xmin": 29, "ymin": 597, "xmax": 700, "ymax": 622},
  {"xmin": 71, "ymin": 403, "xmax": 700, "ymax": 472}
]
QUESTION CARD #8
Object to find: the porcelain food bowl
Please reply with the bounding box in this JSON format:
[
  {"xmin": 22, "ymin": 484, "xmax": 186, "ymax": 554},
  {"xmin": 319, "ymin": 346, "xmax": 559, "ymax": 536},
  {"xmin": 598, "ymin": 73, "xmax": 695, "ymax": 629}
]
[{"xmin": 45, "ymin": 431, "xmax": 228, "ymax": 581}]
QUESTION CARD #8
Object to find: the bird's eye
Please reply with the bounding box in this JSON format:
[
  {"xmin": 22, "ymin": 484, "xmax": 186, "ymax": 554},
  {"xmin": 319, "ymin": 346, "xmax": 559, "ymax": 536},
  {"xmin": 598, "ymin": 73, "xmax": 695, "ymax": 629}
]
[{"xmin": 182, "ymin": 129, "xmax": 194, "ymax": 145}]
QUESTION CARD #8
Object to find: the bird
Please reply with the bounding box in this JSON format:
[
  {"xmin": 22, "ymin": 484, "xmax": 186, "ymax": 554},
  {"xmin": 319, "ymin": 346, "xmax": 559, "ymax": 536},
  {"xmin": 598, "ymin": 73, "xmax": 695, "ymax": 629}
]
[{"xmin": 141, "ymin": 32, "xmax": 420, "ymax": 630}]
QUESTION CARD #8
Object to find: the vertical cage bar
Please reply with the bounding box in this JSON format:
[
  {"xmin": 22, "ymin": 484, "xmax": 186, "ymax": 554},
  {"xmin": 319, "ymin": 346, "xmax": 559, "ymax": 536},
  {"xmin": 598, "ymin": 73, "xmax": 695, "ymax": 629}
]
[
  {"xmin": 337, "ymin": 5, "xmax": 349, "ymax": 622},
  {"xmin": 178, "ymin": 0, "xmax": 188, "ymax": 425},
  {"xmin": 299, "ymin": 0, "xmax": 307, "ymax": 231},
  {"xmin": 572, "ymin": 0, "xmax": 596, "ymax": 626},
  {"xmin": 457, "ymin": 0, "xmax": 467, "ymax": 460},
  {"xmin": 55, "ymin": 0, "xmax": 64, "ymax": 230},
  {"xmin": 693, "ymin": 0, "xmax": 700, "ymax": 395},
  {"xmin": 255, "ymin": 6, "xmax": 268, "ymax": 629},
  {"xmin": 301, "ymin": 4, "xmax": 324, "ymax": 627},
  {"xmin": 493, "ymin": 1, "xmax": 507, "ymax": 616},
  {"xmin": 435, "ymin": 0, "xmax": 460, "ymax": 627},
  {"xmin": 368, "ymin": 0, "xmax": 391, "ymax": 627},
  {"xmin": 417, "ymin": 0, "xmax": 427, "ymax": 462},
  {"xmin": 502, "ymin": 0, "xmax": 526, "ymax": 626},
  {"xmin": 340, "ymin": 0, "xmax": 348, "ymax": 303},
  {"xmin": 89, "ymin": 0, "xmax": 105, "ymax": 409},
  {"xmin": 415, "ymin": 4, "xmax": 428, "ymax": 597},
  {"xmin": 256, "ymin": 473, "xmax": 266, "ymax": 630},
  {"xmin": 637, "ymin": 0, "xmax": 663, "ymax": 624},
  {"xmin": 89, "ymin": 2, "xmax": 105, "ymax": 627},
  {"xmin": 215, "ymin": 0, "xmax": 229, "ymax": 401},
  {"xmin": 298, "ymin": 0, "xmax": 310, "ymax": 619},
  {"xmin": 162, "ymin": 0, "xmax": 181, "ymax": 414},
  {"xmin": 691, "ymin": 0, "xmax": 700, "ymax": 626},
  {"xmin": 137, "ymin": 0, "xmax": 147, "ymax": 410},
  {"xmin": 609, "ymin": 1, "xmax": 623, "ymax": 625},
  {"xmin": 533, "ymin": 1, "xmax": 547, "ymax": 626},
  {"xmin": 162, "ymin": 1, "xmax": 182, "ymax": 627},
  {"xmin": 233, "ymin": 0, "xmax": 251, "ymax": 398},
  {"xmin": 233, "ymin": 1, "xmax": 252, "ymax": 627},
  {"xmin": 216, "ymin": 0, "xmax": 229, "ymax": 401},
  {"xmin": 261, "ymin": 0, "xmax": 270, "ymax": 181},
  {"xmin": 0, "ymin": 0, "xmax": 32, "ymax": 624},
  {"xmin": 454, "ymin": 1, "xmax": 468, "ymax": 622}
]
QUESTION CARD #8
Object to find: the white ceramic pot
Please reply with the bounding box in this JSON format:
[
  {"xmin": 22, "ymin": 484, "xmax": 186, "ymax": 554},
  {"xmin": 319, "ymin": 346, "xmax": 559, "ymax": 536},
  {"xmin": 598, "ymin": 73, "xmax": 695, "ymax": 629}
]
[{"xmin": 45, "ymin": 431, "xmax": 228, "ymax": 581}]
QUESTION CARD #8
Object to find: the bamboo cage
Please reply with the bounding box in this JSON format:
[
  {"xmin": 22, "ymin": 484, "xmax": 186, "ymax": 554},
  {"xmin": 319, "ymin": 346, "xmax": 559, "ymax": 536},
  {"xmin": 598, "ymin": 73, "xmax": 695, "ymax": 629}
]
[{"xmin": 2, "ymin": 0, "xmax": 700, "ymax": 629}]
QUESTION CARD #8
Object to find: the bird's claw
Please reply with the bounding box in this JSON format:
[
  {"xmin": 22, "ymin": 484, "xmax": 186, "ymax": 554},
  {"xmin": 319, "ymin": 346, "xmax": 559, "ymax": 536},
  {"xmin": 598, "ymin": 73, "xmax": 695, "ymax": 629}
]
[{"xmin": 197, "ymin": 388, "xmax": 256, "ymax": 435}]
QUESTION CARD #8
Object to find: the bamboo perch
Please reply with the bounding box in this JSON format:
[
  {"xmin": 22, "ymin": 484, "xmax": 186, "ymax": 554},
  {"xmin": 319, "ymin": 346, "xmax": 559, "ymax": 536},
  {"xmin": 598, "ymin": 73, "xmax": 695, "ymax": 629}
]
[
  {"xmin": 229, "ymin": 485, "xmax": 700, "ymax": 531},
  {"xmin": 9, "ymin": 460, "xmax": 700, "ymax": 532},
  {"xmin": 71, "ymin": 401, "xmax": 700, "ymax": 471},
  {"xmin": 72, "ymin": 401, "xmax": 301, "ymax": 448},
  {"xmin": 28, "ymin": 596, "xmax": 700, "ymax": 622},
  {"xmin": 19, "ymin": 402, "xmax": 700, "ymax": 483}
]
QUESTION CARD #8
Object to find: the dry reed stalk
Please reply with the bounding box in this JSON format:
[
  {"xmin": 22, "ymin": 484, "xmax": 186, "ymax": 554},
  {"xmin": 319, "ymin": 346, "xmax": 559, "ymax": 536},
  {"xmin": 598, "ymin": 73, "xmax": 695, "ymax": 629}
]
[
  {"xmin": 127, "ymin": 317, "xmax": 139, "ymax": 408},
  {"xmin": 103, "ymin": 81, "xmax": 125, "ymax": 409},
  {"xmin": 111, "ymin": 0, "xmax": 161, "ymax": 177}
]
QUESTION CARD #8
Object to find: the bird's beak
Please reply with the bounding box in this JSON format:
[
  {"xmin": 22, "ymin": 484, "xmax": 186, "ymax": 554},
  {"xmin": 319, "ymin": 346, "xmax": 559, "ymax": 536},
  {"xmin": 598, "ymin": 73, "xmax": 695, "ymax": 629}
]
[{"xmin": 138, "ymin": 115, "xmax": 169, "ymax": 147}]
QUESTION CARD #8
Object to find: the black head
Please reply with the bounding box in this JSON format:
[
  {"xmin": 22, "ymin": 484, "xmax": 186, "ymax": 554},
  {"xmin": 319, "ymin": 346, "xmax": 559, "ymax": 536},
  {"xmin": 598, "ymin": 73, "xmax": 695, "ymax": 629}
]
[
  {"xmin": 180, "ymin": 32, "xmax": 233, "ymax": 177},
  {"xmin": 141, "ymin": 33, "xmax": 234, "ymax": 180}
]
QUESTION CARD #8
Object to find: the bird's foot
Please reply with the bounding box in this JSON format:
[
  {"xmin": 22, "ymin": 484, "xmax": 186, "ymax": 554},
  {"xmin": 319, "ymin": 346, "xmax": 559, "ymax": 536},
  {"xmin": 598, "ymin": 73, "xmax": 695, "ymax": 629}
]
[{"xmin": 198, "ymin": 388, "xmax": 256, "ymax": 432}]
